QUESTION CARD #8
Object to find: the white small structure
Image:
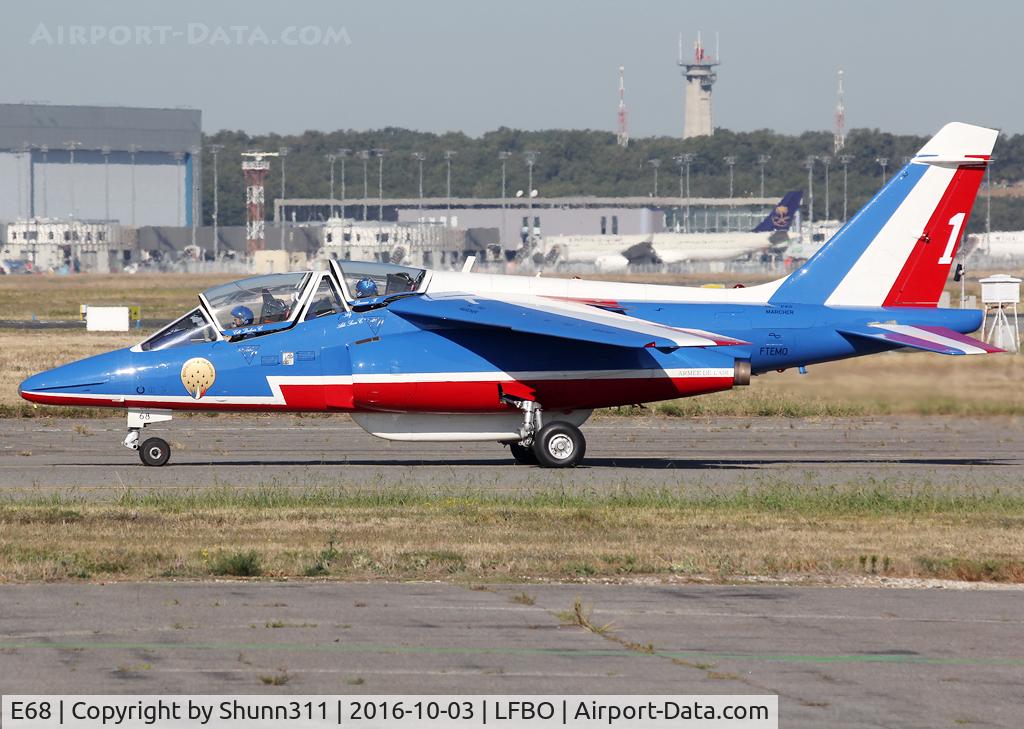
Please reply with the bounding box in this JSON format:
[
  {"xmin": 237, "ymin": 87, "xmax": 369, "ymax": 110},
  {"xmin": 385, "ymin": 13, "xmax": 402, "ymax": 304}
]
[
  {"xmin": 84, "ymin": 306, "xmax": 130, "ymax": 332},
  {"xmin": 979, "ymin": 274, "xmax": 1021, "ymax": 353}
]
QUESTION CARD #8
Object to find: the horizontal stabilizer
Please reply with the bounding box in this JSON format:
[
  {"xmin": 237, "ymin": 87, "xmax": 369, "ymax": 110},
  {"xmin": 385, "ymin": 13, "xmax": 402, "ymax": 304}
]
[
  {"xmin": 389, "ymin": 293, "xmax": 748, "ymax": 350},
  {"xmin": 838, "ymin": 323, "xmax": 1002, "ymax": 356}
]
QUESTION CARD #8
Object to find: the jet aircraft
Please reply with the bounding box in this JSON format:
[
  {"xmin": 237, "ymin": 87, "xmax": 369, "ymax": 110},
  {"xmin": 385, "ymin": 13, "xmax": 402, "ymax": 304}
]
[{"xmin": 20, "ymin": 123, "xmax": 1001, "ymax": 467}]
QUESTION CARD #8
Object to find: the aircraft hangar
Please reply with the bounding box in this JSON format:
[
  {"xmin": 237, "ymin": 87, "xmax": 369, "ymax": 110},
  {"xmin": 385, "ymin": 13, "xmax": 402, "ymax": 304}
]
[{"xmin": 0, "ymin": 103, "xmax": 201, "ymax": 227}]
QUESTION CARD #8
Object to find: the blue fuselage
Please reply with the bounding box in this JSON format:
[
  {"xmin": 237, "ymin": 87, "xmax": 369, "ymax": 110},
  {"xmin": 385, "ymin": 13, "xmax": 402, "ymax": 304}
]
[{"xmin": 19, "ymin": 298, "xmax": 983, "ymax": 414}]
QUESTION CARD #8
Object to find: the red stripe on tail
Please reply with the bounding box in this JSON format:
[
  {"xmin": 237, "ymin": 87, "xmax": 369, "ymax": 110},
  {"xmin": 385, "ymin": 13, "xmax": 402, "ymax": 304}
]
[{"xmin": 883, "ymin": 164, "xmax": 986, "ymax": 307}]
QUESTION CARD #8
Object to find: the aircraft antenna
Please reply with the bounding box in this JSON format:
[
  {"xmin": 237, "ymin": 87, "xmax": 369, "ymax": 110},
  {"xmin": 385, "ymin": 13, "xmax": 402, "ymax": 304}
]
[
  {"xmin": 616, "ymin": 65, "xmax": 629, "ymax": 148},
  {"xmin": 834, "ymin": 69, "xmax": 846, "ymax": 153}
]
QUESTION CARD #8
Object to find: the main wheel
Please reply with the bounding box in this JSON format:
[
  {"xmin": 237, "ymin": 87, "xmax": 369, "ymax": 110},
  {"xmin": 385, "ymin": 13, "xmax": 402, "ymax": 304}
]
[
  {"xmin": 139, "ymin": 437, "xmax": 171, "ymax": 467},
  {"xmin": 508, "ymin": 441, "xmax": 538, "ymax": 465},
  {"xmin": 532, "ymin": 422, "xmax": 586, "ymax": 468}
]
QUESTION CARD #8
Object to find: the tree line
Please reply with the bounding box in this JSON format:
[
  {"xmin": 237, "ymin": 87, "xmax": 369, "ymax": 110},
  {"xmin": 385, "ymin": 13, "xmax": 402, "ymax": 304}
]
[{"xmin": 200, "ymin": 126, "xmax": 1024, "ymax": 232}]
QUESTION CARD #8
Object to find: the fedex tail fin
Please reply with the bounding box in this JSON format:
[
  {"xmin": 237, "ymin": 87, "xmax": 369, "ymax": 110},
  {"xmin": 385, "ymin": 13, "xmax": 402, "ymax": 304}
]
[
  {"xmin": 752, "ymin": 191, "xmax": 803, "ymax": 233},
  {"xmin": 769, "ymin": 122, "xmax": 997, "ymax": 307}
]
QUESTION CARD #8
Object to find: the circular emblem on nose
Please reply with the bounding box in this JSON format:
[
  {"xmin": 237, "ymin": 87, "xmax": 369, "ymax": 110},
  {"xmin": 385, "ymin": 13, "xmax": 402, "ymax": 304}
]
[{"xmin": 180, "ymin": 357, "xmax": 216, "ymax": 399}]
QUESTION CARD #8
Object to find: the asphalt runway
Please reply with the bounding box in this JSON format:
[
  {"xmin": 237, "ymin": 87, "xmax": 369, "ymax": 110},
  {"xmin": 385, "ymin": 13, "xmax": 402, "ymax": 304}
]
[
  {"xmin": 0, "ymin": 415, "xmax": 1021, "ymax": 494},
  {"xmin": 1, "ymin": 582, "xmax": 1021, "ymax": 727}
]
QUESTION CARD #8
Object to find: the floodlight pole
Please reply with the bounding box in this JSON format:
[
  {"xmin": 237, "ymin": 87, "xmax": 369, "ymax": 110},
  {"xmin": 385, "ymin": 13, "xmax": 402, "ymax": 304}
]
[
  {"xmin": 757, "ymin": 154, "xmax": 771, "ymax": 199},
  {"xmin": 66, "ymin": 141, "xmax": 81, "ymax": 219},
  {"xmin": 337, "ymin": 148, "xmax": 350, "ymax": 219},
  {"xmin": 411, "ymin": 152, "xmax": 425, "ymax": 209},
  {"xmin": 278, "ymin": 146, "xmax": 289, "ymax": 248},
  {"xmin": 359, "ymin": 150, "xmax": 370, "ymax": 220},
  {"xmin": 648, "ymin": 158, "xmax": 661, "ymax": 197},
  {"xmin": 524, "ymin": 150, "xmax": 538, "ymax": 244},
  {"xmin": 209, "ymin": 143, "xmax": 224, "ymax": 260},
  {"xmin": 804, "ymin": 156, "xmax": 815, "ymax": 225},
  {"xmin": 818, "ymin": 155, "xmax": 831, "ymax": 221},
  {"xmin": 839, "ymin": 154, "xmax": 853, "ymax": 221},
  {"xmin": 444, "ymin": 150, "xmax": 457, "ymax": 212}
]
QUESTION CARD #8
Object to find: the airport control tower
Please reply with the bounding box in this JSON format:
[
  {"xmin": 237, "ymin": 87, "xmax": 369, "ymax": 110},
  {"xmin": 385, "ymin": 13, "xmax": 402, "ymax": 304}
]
[{"xmin": 678, "ymin": 32, "xmax": 719, "ymax": 139}]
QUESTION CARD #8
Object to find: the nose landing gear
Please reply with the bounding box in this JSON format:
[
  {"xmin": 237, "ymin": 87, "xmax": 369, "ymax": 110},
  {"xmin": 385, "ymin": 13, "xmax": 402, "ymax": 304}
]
[{"xmin": 124, "ymin": 409, "xmax": 174, "ymax": 467}]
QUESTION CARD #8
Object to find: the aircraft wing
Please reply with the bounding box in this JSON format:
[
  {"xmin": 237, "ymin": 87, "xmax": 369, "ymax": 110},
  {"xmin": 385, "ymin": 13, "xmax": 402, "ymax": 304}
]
[
  {"xmin": 388, "ymin": 293, "xmax": 748, "ymax": 350},
  {"xmin": 838, "ymin": 323, "xmax": 1002, "ymax": 355}
]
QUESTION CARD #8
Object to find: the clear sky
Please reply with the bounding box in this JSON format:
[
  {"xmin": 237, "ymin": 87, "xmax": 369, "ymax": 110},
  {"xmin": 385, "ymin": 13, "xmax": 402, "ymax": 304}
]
[{"xmin": 4, "ymin": 0, "xmax": 1019, "ymax": 138}]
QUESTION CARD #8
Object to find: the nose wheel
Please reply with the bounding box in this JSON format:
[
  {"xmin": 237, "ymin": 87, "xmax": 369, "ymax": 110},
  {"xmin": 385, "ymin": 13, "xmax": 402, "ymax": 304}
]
[
  {"xmin": 123, "ymin": 409, "xmax": 174, "ymax": 466},
  {"xmin": 139, "ymin": 437, "xmax": 171, "ymax": 467}
]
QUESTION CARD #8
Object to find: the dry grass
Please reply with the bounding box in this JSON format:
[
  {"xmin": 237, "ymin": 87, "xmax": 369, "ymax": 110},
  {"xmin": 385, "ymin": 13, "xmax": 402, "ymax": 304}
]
[
  {"xmin": 0, "ymin": 273, "xmax": 234, "ymax": 321},
  {"xmin": 0, "ymin": 487, "xmax": 1021, "ymax": 583}
]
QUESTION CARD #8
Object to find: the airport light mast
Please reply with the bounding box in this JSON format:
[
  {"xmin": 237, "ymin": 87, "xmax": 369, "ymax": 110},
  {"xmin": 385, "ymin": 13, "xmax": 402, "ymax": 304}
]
[
  {"xmin": 278, "ymin": 146, "xmax": 289, "ymax": 248},
  {"xmin": 804, "ymin": 156, "xmax": 815, "ymax": 225},
  {"xmin": 674, "ymin": 152, "xmax": 695, "ymax": 233},
  {"xmin": 524, "ymin": 150, "xmax": 539, "ymax": 245},
  {"xmin": 373, "ymin": 148, "xmax": 387, "ymax": 222},
  {"xmin": 818, "ymin": 155, "xmax": 832, "ymax": 221},
  {"xmin": 876, "ymin": 156, "xmax": 889, "ymax": 185},
  {"xmin": 209, "ymin": 144, "xmax": 223, "ymax": 260},
  {"xmin": 359, "ymin": 150, "xmax": 370, "ymax": 220},
  {"xmin": 757, "ymin": 154, "xmax": 771, "ymax": 199},
  {"xmin": 648, "ymin": 158, "xmax": 661, "ymax": 197},
  {"xmin": 411, "ymin": 152, "xmax": 426, "ymax": 209},
  {"xmin": 839, "ymin": 154, "xmax": 853, "ymax": 221},
  {"xmin": 65, "ymin": 140, "xmax": 81, "ymax": 219},
  {"xmin": 337, "ymin": 148, "xmax": 350, "ymax": 218},
  {"xmin": 172, "ymin": 151, "xmax": 185, "ymax": 227},
  {"xmin": 444, "ymin": 150, "xmax": 457, "ymax": 212},
  {"xmin": 241, "ymin": 150, "xmax": 278, "ymax": 254}
]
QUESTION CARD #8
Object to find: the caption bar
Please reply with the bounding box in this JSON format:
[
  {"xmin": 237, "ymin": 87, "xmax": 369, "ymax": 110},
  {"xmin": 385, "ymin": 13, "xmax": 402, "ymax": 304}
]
[{"xmin": 2, "ymin": 696, "xmax": 777, "ymax": 729}]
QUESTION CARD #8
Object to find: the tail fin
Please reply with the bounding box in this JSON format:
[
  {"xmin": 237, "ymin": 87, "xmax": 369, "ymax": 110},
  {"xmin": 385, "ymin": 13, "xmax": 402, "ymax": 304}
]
[
  {"xmin": 769, "ymin": 122, "xmax": 997, "ymax": 307},
  {"xmin": 752, "ymin": 191, "xmax": 803, "ymax": 233}
]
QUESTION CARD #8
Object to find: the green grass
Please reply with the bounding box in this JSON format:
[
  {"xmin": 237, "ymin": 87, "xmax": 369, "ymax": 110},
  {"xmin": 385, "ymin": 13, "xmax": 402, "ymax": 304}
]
[{"xmin": 45, "ymin": 483, "xmax": 1018, "ymax": 518}]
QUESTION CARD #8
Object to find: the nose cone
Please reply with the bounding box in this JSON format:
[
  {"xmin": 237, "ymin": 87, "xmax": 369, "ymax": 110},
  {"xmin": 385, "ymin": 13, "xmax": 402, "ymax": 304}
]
[{"xmin": 19, "ymin": 349, "xmax": 131, "ymax": 406}]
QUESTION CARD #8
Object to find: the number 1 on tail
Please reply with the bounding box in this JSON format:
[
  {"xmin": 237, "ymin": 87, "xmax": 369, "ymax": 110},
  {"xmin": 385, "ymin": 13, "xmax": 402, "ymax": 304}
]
[{"xmin": 938, "ymin": 212, "xmax": 965, "ymax": 265}]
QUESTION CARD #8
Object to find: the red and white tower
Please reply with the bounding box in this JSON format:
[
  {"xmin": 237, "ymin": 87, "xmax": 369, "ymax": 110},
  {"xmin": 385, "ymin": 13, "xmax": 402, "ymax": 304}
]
[
  {"xmin": 241, "ymin": 151, "xmax": 278, "ymax": 254},
  {"xmin": 834, "ymin": 69, "xmax": 846, "ymax": 154},
  {"xmin": 617, "ymin": 65, "xmax": 629, "ymax": 147}
]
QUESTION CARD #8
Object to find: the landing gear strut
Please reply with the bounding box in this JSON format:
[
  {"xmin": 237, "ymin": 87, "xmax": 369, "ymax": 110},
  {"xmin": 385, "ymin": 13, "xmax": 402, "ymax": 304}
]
[
  {"xmin": 504, "ymin": 398, "xmax": 586, "ymax": 468},
  {"xmin": 123, "ymin": 409, "xmax": 173, "ymax": 467}
]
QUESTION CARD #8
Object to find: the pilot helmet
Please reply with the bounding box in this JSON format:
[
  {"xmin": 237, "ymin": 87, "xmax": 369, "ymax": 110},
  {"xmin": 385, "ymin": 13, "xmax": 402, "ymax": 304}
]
[
  {"xmin": 230, "ymin": 305, "xmax": 254, "ymax": 327},
  {"xmin": 355, "ymin": 277, "xmax": 379, "ymax": 298}
]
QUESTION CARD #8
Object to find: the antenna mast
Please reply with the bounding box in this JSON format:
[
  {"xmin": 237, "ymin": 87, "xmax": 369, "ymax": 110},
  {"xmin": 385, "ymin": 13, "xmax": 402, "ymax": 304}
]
[
  {"xmin": 617, "ymin": 65, "xmax": 629, "ymax": 147},
  {"xmin": 834, "ymin": 69, "xmax": 846, "ymax": 153}
]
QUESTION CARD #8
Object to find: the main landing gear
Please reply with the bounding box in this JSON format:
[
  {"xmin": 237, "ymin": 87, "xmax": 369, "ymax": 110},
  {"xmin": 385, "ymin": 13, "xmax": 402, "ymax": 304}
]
[
  {"xmin": 122, "ymin": 409, "xmax": 173, "ymax": 467},
  {"xmin": 505, "ymin": 399, "xmax": 587, "ymax": 468}
]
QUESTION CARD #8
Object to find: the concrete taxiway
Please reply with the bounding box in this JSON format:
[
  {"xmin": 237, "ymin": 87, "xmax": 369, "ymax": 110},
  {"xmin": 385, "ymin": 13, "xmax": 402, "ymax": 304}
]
[
  {"xmin": 0, "ymin": 582, "xmax": 1021, "ymax": 728},
  {"xmin": 0, "ymin": 415, "xmax": 1020, "ymax": 494}
]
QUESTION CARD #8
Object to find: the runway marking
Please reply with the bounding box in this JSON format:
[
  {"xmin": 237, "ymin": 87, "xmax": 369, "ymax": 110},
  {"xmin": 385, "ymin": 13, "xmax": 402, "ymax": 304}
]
[{"xmin": 2, "ymin": 640, "xmax": 1022, "ymax": 667}]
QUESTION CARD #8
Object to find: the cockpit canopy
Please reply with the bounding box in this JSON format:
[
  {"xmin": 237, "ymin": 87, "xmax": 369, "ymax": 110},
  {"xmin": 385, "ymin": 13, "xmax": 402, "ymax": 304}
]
[
  {"xmin": 137, "ymin": 262, "xmax": 429, "ymax": 351},
  {"xmin": 334, "ymin": 261, "xmax": 425, "ymax": 300},
  {"xmin": 201, "ymin": 272, "xmax": 312, "ymax": 330}
]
